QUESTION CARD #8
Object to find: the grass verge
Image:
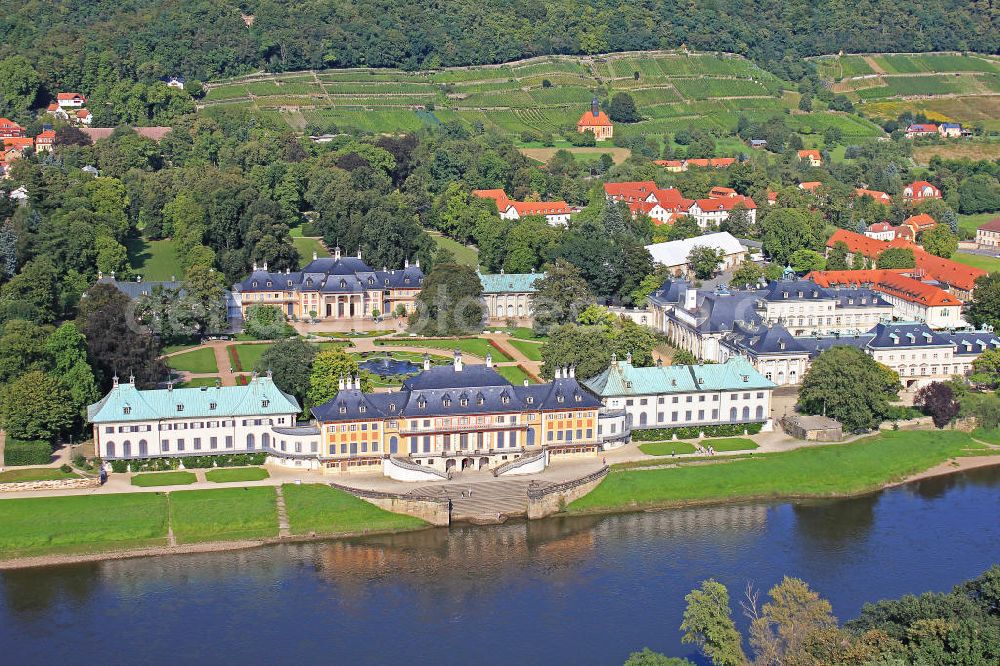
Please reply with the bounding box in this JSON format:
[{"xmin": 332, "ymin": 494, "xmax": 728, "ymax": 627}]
[
  {"xmin": 282, "ymin": 483, "xmax": 426, "ymax": 535},
  {"xmin": 568, "ymin": 430, "xmax": 996, "ymax": 513},
  {"xmin": 131, "ymin": 471, "xmax": 198, "ymax": 487},
  {"xmin": 638, "ymin": 441, "xmax": 699, "ymax": 456},
  {"xmin": 166, "ymin": 347, "xmax": 219, "ymax": 374},
  {"xmin": 169, "ymin": 487, "xmax": 278, "ymax": 544},
  {"xmin": 204, "ymin": 467, "xmax": 270, "ymax": 483},
  {"xmin": 375, "ymin": 337, "xmax": 512, "ymax": 362},
  {"xmin": 0, "ymin": 493, "xmax": 168, "ymax": 558},
  {"xmin": 0, "ymin": 468, "xmax": 79, "ymax": 483},
  {"xmin": 702, "ymin": 438, "xmax": 759, "ymax": 452}
]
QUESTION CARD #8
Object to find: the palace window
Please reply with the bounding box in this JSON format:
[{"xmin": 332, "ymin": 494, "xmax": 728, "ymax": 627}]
[
  {"xmin": 209, "ymin": 402, "xmax": 217, "ymax": 410},
  {"xmin": 123, "ymin": 406, "xmax": 131, "ymax": 415},
  {"xmin": 176, "ymin": 404, "xmax": 184, "ymax": 412},
  {"xmin": 261, "ymin": 399, "xmax": 269, "ymax": 408}
]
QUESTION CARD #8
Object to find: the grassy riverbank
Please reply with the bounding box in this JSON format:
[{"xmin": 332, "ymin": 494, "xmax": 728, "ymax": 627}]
[
  {"xmin": 283, "ymin": 483, "xmax": 426, "ymax": 535},
  {"xmin": 568, "ymin": 430, "xmax": 998, "ymax": 513}
]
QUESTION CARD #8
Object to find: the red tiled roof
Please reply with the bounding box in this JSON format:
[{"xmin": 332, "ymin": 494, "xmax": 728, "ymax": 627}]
[
  {"xmin": 76, "ymin": 109, "xmax": 91, "ymax": 118},
  {"xmin": 577, "ymin": 109, "xmax": 612, "ymax": 127},
  {"xmin": 472, "ymin": 189, "xmax": 509, "ymax": 206},
  {"xmin": 654, "ymin": 160, "xmax": 684, "ymax": 168},
  {"xmin": 35, "ymin": 130, "xmax": 55, "ymax": 143},
  {"xmin": 867, "ymin": 222, "xmax": 893, "ymax": 232},
  {"xmin": 903, "ymin": 213, "xmax": 936, "ymax": 230},
  {"xmin": 797, "ymin": 149, "xmax": 821, "ymax": 160},
  {"xmin": 46, "ymin": 103, "xmax": 59, "ymax": 112},
  {"xmin": 907, "ymin": 123, "xmax": 937, "ymax": 133},
  {"xmin": 685, "ymin": 158, "xmax": 736, "ymax": 168},
  {"xmin": 799, "ymin": 181, "xmax": 823, "ymax": 191},
  {"xmin": 651, "ymin": 188, "xmax": 685, "ymax": 204},
  {"xmin": 0, "ymin": 118, "xmax": 22, "ymax": 129},
  {"xmin": 57, "ymin": 92, "xmax": 85, "ymax": 101},
  {"xmin": 904, "ymin": 180, "xmax": 940, "ymax": 198},
  {"xmin": 604, "ymin": 181, "xmax": 656, "ymax": 197},
  {"xmin": 2, "ymin": 137, "xmax": 32, "ymax": 150},
  {"xmin": 767, "ymin": 190, "xmax": 778, "ymax": 202},
  {"xmin": 825, "ymin": 229, "xmax": 985, "ymax": 292},
  {"xmin": 855, "ymin": 188, "xmax": 891, "ymax": 202},
  {"xmin": 509, "ymin": 201, "xmax": 571, "ymax": 216},
  {"xmin": 708, "ymin": 186, "xmax": 737, "ymax": 198},
  {"xmin": 977, "ymin": 217, "xmax": 1000, "ymax": 233},
  {"xmin": 807, "ymin": 269, "xmax": 962, "ymax": 307},
  {"xmin": 693, "ymin": 195, "xmax": 756, "ymax": 212},
  {"xmin": 134, "ymin": 127, "xmax": 172, "ymax": 141}
]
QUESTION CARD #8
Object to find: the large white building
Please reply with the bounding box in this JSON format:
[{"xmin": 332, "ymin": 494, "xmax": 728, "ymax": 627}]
[
  {"xmin": 479, "ymin": 271, "xmax": 544, "ymax": 321},
  {"xmin": 646, "ymin": 232, "xmax": 748, "ymax": 278}
]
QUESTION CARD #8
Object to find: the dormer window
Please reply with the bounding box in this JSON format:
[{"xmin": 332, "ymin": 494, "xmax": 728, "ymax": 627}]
[
  {"xmin": 418, "ymin": 398, "xmax": 426, "ymax": 408},
  {"xmin": 443, "ymin": 398, "xmax": 452, "ymax": 407},
  {"xmin": 359, "ymin": 405, "xmax": 366, "ymax": 413},
  {"xmin": 384, "ymin": 279, "xmax": 389, "ymax": 286},
  {"xmin": 526, "ymin": 397, "xmax": 534, "ymax": 404},
  {"xmin": 557, "ymin": 395, "xmax": 564, "ymax": 403},
  {"xmin": 252, "ymin": 281, "xmax": 258, "ymax": 288},
  {"xmin": 287, "ymin": 280, "xmax": 292, "ymax": 287},
  {"xmin": 176, "ymin": 404, "xmax": 184, "ymax": 412},
  {"xmin": 460, "ymin": 398, "xmax": 468, "ymax": 407},
  {"xmin": 340, "ymin": 279, "xmax": 347, "ymax": 289},
  {"xmin": 404, "ymin": 277, "xmax": 411, "ymax": 284},
  {"xmin": 574, "ymin": 394, "xmax": 582, "ymax": 402},
  {"xmin": 261, "ymin": 399, "xmax": 269, "ymax": 408},
  {"xmin": 209, "ymin": 402, "xmax": 217, "ymax": 410},
  {"xmin": 501, "ymin": 394, "xmax": 510, "ymax": 405},
  {"xmin": 625, "ymin": 381, "xmax": 632, "ymax": 389},
  {"xmin": 266, "ymin": 281, "xmax": 272, "ymax": 287},
  {"xmin": 477, "ymin": 394, "xmax": 484, "ymax": 405},
  {"xmin": 389, "ymin": 403, "xmax": 397, "ymax": 412},
  {"xmin": 368, "ymin": 277, "xmax": 375, "ymax": 285},
  {"xmin": 339, "ymin": 405, "xmax": 347, "ymax": 414},
  {"xmin": 123, "ymin": 405, "xmax": 131, "ymax": 415},
  {"xmin": 306, "ymin": 278, "xmax": 313, "ymax": 287}
]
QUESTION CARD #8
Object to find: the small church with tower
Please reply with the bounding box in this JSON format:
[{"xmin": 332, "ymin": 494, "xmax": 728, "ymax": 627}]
[{"xmin": 576, "ymin": 97, "xmax": 614, "ymax": 141}]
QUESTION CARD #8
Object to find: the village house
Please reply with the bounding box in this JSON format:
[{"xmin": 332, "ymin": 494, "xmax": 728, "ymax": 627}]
[
  {"xmin": 825, "ymin": 229, "xmax": 985, "ymax": 300},
  {"xmin": 0, "ymin": 118, "xmax": 25, "ymax": 139},
  {"xmin": 645, "ymin": 232, "xmax": 748, "ymax": 278},
  {"xmin": 56, "ymin": 92, "xmax": 87, "ymax": 108},
  {"xmin": 163, "ymin": 76, "xmax": 185, "ymax": 90},
  {"xmin": 74, "ymin": 108, "xmax": 93, "ymax": 126},
  {"xmin": 901, "ymin": 213, "xmax": 937, "ymax": 235},
  {"xmin": 766, "ymin": 191, "xmax": 778, "ymax": 206},
  {"xmin": 975, "ymin": 217, "xmax": 1000, "ymax": 249},
  {"xmin": 582, "ymin": 354, "xmax": 774, "ymax": 431},
  {"xmin": 479, "ymin": 271, "xmax": 544, "ymax": 322},
  {"xmin": 687, "ymin": 195, "xmax": 756, "ymax": 229},
  {"xmin": 652, "ymin": 158, "xmax": 736, "ymax": 172},
  {"xmin": 807, "ymin": 269, "xmax": 965, "ymax": 329},
  {"xmin": 938, "ymin": 122, "xmax": 963, "ymax": 138},
  {"xmin": 855, "ymin": 188, "xmax": 892, "ymax": 205},
  {"xmin": 905, "ymin": 123, "xmax": 938, "ymax": 138},
  {"xmin": 798, "ymin": 181, "xmax": 823, "ymax": 192},
  {"xmin": 472, "ymin": 189, "xmax": 572, "ymax": 227},
  {"xmin": 627, "ymin": 200, "xmax": 673, "ymax": 225},
  {"xmin": 233, "ymin": 248, "xmax": 423, "ymax": 322},
  {"xmin": 865, "ymin": 222, "xmax": 898, "ymax": 241},
  {"xmin": 903, "ymin": 180, "xmax": 941, "ymax": 202},
  {"xmin": 34, "ymin": 130, "xmax": 55, "ymax": 152},
  {"xmin": 797, "ymin": 149, "xmax": 822, "ymax": 167},
  {"xmin": 2, "ymin": 137, "xmax": 33, "ymax": 153},
  {"xmin": 576, "ymin": 98, "xmax": 613, "ymax": 141}
]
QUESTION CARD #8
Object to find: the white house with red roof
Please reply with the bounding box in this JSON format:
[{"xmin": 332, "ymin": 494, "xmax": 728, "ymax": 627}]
[
  {"xmin": 57, "ymin": 92, "xmax": 87, "ymax": 108},
  {"xmin": 798, "ymin": 181, "xmax": 823, "ymax": 192},
  {"xmin": 627, "ymin": 200, "xmax": 673, "ymax": 225},
  {"xmin": 902, "ymin": 213, "xmax": 937, "ymax": 235},
  {"xmin": 865, "ymin": 222, "xmax": 897, "ymax": 241},
  {"xmin": 34, "ymin": 129, "xmax": 55, "ymax": 152},
  {"xmin": 576, "ymin": 98, "xmax": 613, "ymax": 141},
  {"xmin": 905, "ymin": 123, "xmax": 938, "ymax": 138},
  {"xmin": 74, "ymin": 108, "xmax": 93, "ymax": 126},
  {"xmin": 855, "ymin": 188, "xmax": 892, "ymax": 205},
  {"xmin": 472, "ymin": 189, "xmax": 571, "ymax": 226},
  {"xmin": 902, "ymin": 180, "xmax": 941, "ymax": 202},
  {"xmin": 975, "ymin": 217, "xmax": 1000, "ymax": 250},
  {"xmin": 603, "ymin": 181, "xmax": 658, "ymax": 203},
  {"xmin": 0, "ymin": 118, "xmax": 25, "ymax": 139},
  {"xmin": 688, "ymin": 195, "xmax": 757, "ymax": 229},
  {"xmin": 797, "ymin": 149, "xmax": 822, "ymax": 167}
]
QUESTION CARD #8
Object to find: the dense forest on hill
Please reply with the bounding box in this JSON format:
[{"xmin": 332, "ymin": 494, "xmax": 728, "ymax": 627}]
[{"xmin": 0, "ymin": 0, "xmax": 996, "ymax": 89}]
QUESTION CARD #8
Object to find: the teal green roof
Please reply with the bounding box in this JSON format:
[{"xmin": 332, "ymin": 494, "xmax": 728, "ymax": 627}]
[
  {"xmin": 583, "ymin": 357, "xmax": 774, "ymax": 397},
  {"xmin": 87, "ymin": 376, "xmax": 301, "ymax": 423},
  {"xmin": 478, "ymin": 271, "xmax": 543, "ymax": 294}
]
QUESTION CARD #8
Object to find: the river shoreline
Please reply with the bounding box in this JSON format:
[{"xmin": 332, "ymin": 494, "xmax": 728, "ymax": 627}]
[{"xmin": 3, "ymin": 454, "xmax": 999, "ymax": 571}]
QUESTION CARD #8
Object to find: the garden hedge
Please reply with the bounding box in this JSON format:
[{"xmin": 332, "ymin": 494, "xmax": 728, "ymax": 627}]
[
  {"xmin": 632, "ymin": 422, "xmax": 763, "ymax": 442},
  {"xmin": 108, "ymin": 452, "xmax": 267, "ymax": 473},
  {"xmin": 3, "ymin": 439, "xmax": 54, "ymax": 466}
]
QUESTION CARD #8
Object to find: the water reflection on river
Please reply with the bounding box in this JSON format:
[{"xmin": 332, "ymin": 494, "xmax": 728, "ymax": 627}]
[{"xmin": 2, "ymin": 467, "xmax": 999, "ymax": 665}]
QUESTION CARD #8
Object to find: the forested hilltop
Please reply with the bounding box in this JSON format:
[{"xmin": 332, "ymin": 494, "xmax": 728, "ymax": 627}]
[{"xmin": 0, "ymin": 0, "xmax": 996, "ymax": 88}]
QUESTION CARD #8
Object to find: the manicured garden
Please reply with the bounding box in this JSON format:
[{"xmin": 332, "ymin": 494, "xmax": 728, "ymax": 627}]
[
  {"xmin": 506, "ymin": 338, "xmax": 543, "ymax": 361},
  {"xmin": 428, "ymin": 231, "xmax": 479, "ymax": 267},
  {"xmin": 0, "ymin": 493, "xmax": 169, "ymax": 558},
  {"xmin": 177, "ymin": 376, "xmax": 221, "ymax": 388},
  {"xmin": 569, "ymin": 430, "xmax": 997, "ymax": 513},
  {"xmin": 638, "ymin": 441, "xmax": 699, "ymax": 456},
  {"xmin": 126, "ymin": 236, "xmax": 183, "ymax": 281},
  {"xmin": 375, "ymin": 337, "xmax": 512, "ymax": 362},
  {"xmin": 496, "ymin": 365, "xmax": 538, "ymax": 385},
  {"xmin": 282, "ymin": 483, "xmax": 426, "ymax": 535},
  {"xmin": 701, "ymin": 438, "xmax": 759, "ymax": 452},
  {"xmin": 205, "ymin": 467, "xmax": 270, "ymax": 483},
  {"xmin": 169, "ymin": 487, "xmax": 278, "ymax": 544},
  {"xmin": 166, "ymin": 347, "xmax": 219, "ymax": 374},
  {"xmin": 131, "ymin": 471, "xmax": 198, "ymax": 487}
]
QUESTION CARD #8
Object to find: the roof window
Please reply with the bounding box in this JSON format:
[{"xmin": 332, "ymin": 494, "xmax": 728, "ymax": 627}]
[
  {"xmin": 261, "ymin": 399, "xmax": 269, "ymax": 408},
  {"xmin": 209, "ymin": 402, "xmax": 217, "ymax": 410},
  {"xmin": 176, "ymin": 404, "xmax": 184, "ymax": 412},
  {"xmin": 123, "ymin": 405, "xmax": 131, "ymax": 415}
]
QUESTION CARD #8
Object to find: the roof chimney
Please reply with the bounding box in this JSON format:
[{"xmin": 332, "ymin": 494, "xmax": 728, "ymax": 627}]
[
  {"xmin": 423, "ymin": 353, "xmax": 430, "ymax": 371},
  {"xmin": 554, "ymin": 367, "xmax": 562, "ymax": 379},
  {"xmin": 568, "ymin": 366, "xmax": 575, "ymax": 378},
  {"xmin": 353, "ymin": 375, "xmax": 361, "ymax": 390},
  {"xmin": 454, "ymin": 349, "xmax": 463, "ymax": 372},
  {"xmin": 338, "ymin": 375, "xmax": 345, "ymax": 391},
  {"xmin": 523, "ymin": 379, "xmax": 529, "ymax": 387},
  {"xmin": 312, "ymin": 251, "xmax": 317, "ymax": 261},
  {"xmin": 357, "ymin": 246, "xmax": 362, "ymax": 259},
  {"xmin": 485, "ymin": 353, "xmax": 493, "ymax": 368},
  {"xmin": 112, "ymin": 374, "xmax": 119, "ymax": 388},
  {"xmin": 334, "ymin": 246, "xmax": 341, "ymax": 260},
  {"xmin": 405, "ymin": 257, "xmax": 410, "ymax": 268}
]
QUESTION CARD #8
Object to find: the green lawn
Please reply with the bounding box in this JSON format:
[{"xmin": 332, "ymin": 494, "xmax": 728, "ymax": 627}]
[
  {"xmin": 952, "ymin": 252, "xmax": 1000, "ymax": 273},
  {"xmin": 507, "ymin": 338, "xmax": 543, "ymax": 361},
  {"xmin": 971, "ymin": 428, "xmax": 1000, "ymax": 444},
  {"xmin": 702, "ymin": 437, "xmax": 759, "ymax": 452},
  {"xmin": 505, "ymin": 327, "xmax": 547, "ymax": 341},
  {"xmin": 958, "ymin": 212, "xmax": 998, "ymax": 237},
  {"xmin": 205, "ymin": 467, "xmax": 270, "ymax": 483},
  {"xmin": 169, "ymin": 487, "xmax": 278, "ymax": 544},
  {"xmin": 131, "ymin": 471, "xmax": 198, "ymax": 487},
  {"xmin": 126, "ymin": 236, "xmax": 183, "ymax": 281},
  {"xmin": 569, "ymin": 430, "xmax": 994, "ymax": 512},
  {"xmin": 375, "ymin": 337, "xmax": 512, "ymax": 362},
  {"xmin": 177, "ymin": 376, "xmax": 221, "ymax": 388},
  {"xmin": 638, "ymin": 441, "xmax": 699, "ymax": 456},
  {"xmin": 162, "ymin": 342, "xmax": 200, "ymax": 355},
  {"xmin": 428, "ymin": 231, "xmax": 479, "ymax": 267},
  {"xmin": 0, "ymin": 468, "xmax": 79, "ymax": 483},
  {"xmin": 166, "ymin": 347, "xmax": 219, "ymax": 374},
  {"xmin": 282, "ymin": 483, "xmax": 426, "ymax": 535},
  {"xmin": 0, "ymin": 493, "xmax": 168, "ymax": 558},
  {"xmin": 232, "ymin": 343, "xmax": 271, "ymax": 370},
  {"xmin": 496, "ymin": 364, "xmax": 538, "ymax": 385},
  {"xmin": 294, "ymin": 236, "xmax": 330, "ymax": 266}
]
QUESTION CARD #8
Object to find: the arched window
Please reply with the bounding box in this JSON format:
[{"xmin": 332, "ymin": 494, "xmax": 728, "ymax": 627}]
[
  {"xmin": 261, "ymin": 432, "xmax": 270, "ymax": 449},
  {"xmin": 742, "ymin": 406, "xmax": 750, "ymax": 421},
  {"xmin": 138, "ymin": 440, "xmax": 148, "ymax": 457},
  {"xmin": 106, "ymin": 441, "xmax": 116, "ymax": 458},
  {"xmin": 755, "ymin": 405, "xmax": 764, "ymax": 420},
  {"xmin": 730, "ymin": 406, "xmax": 738, "ymax": 421},
  {"xmin": 123, "ymin": 440, "xmax": 132, "ymax": 458},
  {"xmin": 639, "ymin": 412, "xmax": 647, "ymax": 426},
  {"xmin": 247, "ymin": 433, "xmax": 256, "ymax": 450}
]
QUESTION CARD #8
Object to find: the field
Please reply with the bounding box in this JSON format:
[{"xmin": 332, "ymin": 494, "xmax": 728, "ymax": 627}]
[
  {"xmin": 951, "ymin": 252, "xmax": 1000, "ymax": 273},
  {"xmin": 177, "ymin": 376, "xmax": 221, "ymax": 388},
  {"xmin": 166, "ymin": 347, "xmax": 219, "ymax": 374},
  {"xmin": 282, "ymin": 483, "xmax": 426, "ymax": 535},
  {"xmin": 812, "ymin": 52, "xmax": 1000, "ymax": 129},
  {"xmin": 375, "ymin": 337, "xmax": 512, "ymax": 362},
  {"xmin": 428, "ymin": 231, "xmax": 479, "ymax": 267},
  {"xmin": 958, "ymin": 213, "xmax": 999, "ymax": 237},
  {"xmin": 127, "ymin": 236, "xmax": 182, "ymax": 281},
  {"xmin": 569, "ymin": 430, "xmax": 994, "ymax": 512},
  {"xmin": 637, "ymin": 441, "xmax": 699, "ymax": 456},
  {"xmin": 913, "ymin": 142, "xmax": 1000, "ymax": 164},
  {"xmin": 519, "ymin": 146, "xmax": 632, "ymax": 165},
  {"xmin": 201, "ymin": 51, "xmax": 799, "ymax": 138},
  {"xmin": 169, "ymin": 487, "xmax": 278, "ymax": 544},
  {"xmin": 293, "ymin": 236, "xmax": 330, "ymax": 266},
  {"xmin": 0, "ymin": 493, "xmax": 169, "ymax": 558},
  {"xmin": 205, "ymin": 467, "xmax": 271, "ymax": 483}
]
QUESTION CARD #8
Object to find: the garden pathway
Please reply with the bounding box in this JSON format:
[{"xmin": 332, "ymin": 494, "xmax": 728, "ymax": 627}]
[{"xmin": 275, "ymin": 486, "xmax": 291, "ymax": 537}]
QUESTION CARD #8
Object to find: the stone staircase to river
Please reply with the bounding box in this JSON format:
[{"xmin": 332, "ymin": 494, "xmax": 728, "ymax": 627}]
[{"xmin": 406, "ymin": 475, "xmax": 553, "ymax": 523}]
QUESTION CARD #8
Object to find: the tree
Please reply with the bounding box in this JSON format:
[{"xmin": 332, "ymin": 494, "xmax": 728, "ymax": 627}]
[
  {"xmin": 409, "ymin": 262, "xmax": 485, "ymax": 336},
  {"xmin": 919, "ymin": 225, "xmax": 958, "ymax": 259},
  {"xmin": 0, "ymin": 370, "xmax": 75, "ymax": 441},
  {"xmin": 798, "ymin": 93, "xmax": 813, "ymax": 112},
  {"xmin": 760, "ymin": 208, "xmax": 824, "ymax": 265},
  {"xmin": 797, "ymin": 346, "xmax": 899, "ymax": 432},
  {"xmin": 957, "ymin": 174, "xmax": 1000, "ymax": 214},
  {"xmin": 970, "ymin": 348, "xmax": 1000, "ymax": 388},
  {"xmin": 876, "ymin": 247, "xmax": 915, "ymax": 269},
  {"xmin": 257, "ymin": 338, "xmax": 318, "ymax": 407},
  {"xmin": 531, "ymin": 259, "xmax": 593, "ymax": 336},
  {"xmin": 913, "ymin": 382, "xmax": 960, "ymax": 428},
  {"xmin": 967, "ymin": 273, "xmax": 1000, "ymax": 331},
  {"xmin": 243, "ymin": 304, "xmax": 294, "ymax": 340},
  {"xmin": 680, "ymin": 579, "xmax": 747, "ymax": 666},
  {"xmin": 720, "ymin": 204, "xmax": 753, "ymax": 238},
  {"xmin": 748, "ymin": 577, "xmax": 838, "ymax": 665},
  {"xmin": 0, "ymin": 56, "xmax": 41, "ymax": 116},
  {"xmin": 539, "ymin": 324, "xmax": 611, "ymax": 380},
  {"xmin": 622, "ymin": 649, "xmax": 694, "ymax": 666},
  {"xmin": 688, "ymin": 245, "xmax": 724, "ymax": 279},
  {"xmin": 45, "ymin": 322, "xmax": 100, "ymax": 428},
  {"xmin": 826, "ymin": 241, "xmax": 850, "ymax": 271},
  {"xmin": 789, "ymin": 248, "xmax": 826, "ymax": 274},
  {"xmin": 730, "ymin": 260, "xmax": 764, "ymax": 288},
  {"xmin": 306, "ymin": 347, "xmax": 371, "ymax": 407},
  {"xmin": 665, "ymin": 216, "xmax": 701, "ymax": 242},
  {"xmin": 608, "ymin": 93, "xmax": 640, "ymax": 123}
]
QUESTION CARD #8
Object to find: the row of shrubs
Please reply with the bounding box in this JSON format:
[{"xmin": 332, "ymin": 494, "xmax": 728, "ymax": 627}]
[
  {"xmin": 632, "ymin": 422, "xmax": 764, "ymax": 442},
  {"xmin": 3, "ymin": 439, "xmax": 54, "ymax": 466},
  {"xmin": 108, "ymin": 452, "xmax": 267, "ymax": 473}
]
